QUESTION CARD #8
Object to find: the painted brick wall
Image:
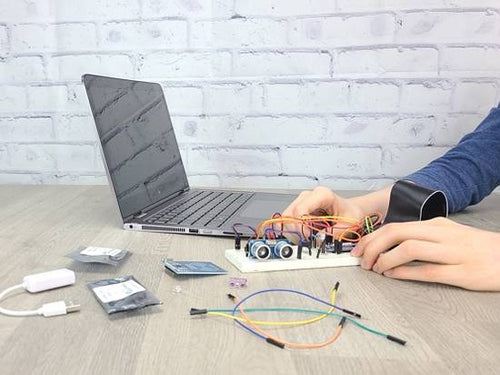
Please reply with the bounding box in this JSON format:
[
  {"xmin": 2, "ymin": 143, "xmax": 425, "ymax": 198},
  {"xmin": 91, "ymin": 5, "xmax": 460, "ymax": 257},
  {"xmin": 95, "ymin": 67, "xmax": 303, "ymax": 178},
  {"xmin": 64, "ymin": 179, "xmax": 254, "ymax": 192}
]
[{"xmin": 0, "ymin": 0, "xmax": 499, "ymax": 192}]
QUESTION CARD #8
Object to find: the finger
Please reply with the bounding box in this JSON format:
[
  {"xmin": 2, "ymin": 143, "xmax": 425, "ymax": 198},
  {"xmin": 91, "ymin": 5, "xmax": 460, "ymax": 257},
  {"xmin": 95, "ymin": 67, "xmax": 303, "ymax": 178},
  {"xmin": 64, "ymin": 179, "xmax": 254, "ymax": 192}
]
[
  {"xmin": 281, "ymin": 192, "xmax": 312, "ymax": 239},
  {"xmin": 282, "ymin": 188, "xmax": 332, "ymax": 240},
  {"xmin": 285, "ymin": 186, "xmax": 338, "ymax": 218},
  {"xmin": 354, "ymin": 219, "xmax": 449, "ymax": 255},
  {"xmin": 372, "ymin": 240, "xmax": 459, "ymax": 274},
  {"xmin": 353, "ymin": 221, "xmax": 446, "ymax": 269},
  {"xmin": 280, "ymin": 220, "xmax": 309, "ymax": 244},
  {"xmin": 383, "ymin": 264, "xmax": 463, "ymax": 286},
  {"xmin": 281, "ymin": 191, "xmax": 311, "ymax": 217},
  {"xmin": 289, "ymin": 194, "xmax": 329, "ymax": 218}
]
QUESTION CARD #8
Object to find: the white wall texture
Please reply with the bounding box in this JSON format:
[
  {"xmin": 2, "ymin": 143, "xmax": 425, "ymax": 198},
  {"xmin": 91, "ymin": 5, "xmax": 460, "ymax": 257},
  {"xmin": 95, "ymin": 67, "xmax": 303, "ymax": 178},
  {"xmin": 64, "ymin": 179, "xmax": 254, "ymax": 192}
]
[{"xmin": 0, "ymin": 0, "xmax": 499, "ymax": 191}]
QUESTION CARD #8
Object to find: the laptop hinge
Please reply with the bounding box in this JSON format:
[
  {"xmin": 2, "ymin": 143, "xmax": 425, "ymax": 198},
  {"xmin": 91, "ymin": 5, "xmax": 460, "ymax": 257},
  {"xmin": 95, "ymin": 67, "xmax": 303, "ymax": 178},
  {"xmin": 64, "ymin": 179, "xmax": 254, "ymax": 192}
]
[
  {"xmin": 128, "ymin": 187, "xmax": 190, "ymax": 221},
  {"xmin": 134, "ymin": 211, "xmax": 148, "ymax": 219}
]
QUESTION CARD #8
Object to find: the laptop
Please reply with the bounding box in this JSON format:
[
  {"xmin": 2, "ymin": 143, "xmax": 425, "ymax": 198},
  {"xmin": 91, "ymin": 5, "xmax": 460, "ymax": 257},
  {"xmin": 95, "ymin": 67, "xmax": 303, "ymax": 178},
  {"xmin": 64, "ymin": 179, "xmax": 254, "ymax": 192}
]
[{"xmin": 82, "ymin": 74, "xmax": 295, "ymax": 237}]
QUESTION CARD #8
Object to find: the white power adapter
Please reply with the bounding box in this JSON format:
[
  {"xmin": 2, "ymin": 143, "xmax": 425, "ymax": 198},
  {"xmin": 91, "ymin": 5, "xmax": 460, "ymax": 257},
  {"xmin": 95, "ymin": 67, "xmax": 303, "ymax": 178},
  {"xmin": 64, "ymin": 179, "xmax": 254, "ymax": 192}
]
[{"xmin": 0, "ymin": 268, "xmax": 80, "ymax": 318}]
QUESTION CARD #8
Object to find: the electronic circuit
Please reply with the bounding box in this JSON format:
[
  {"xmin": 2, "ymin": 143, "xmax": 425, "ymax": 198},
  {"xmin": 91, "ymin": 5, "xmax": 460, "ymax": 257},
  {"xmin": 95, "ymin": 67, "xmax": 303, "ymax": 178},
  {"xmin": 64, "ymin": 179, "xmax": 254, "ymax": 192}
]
[{"xmin": 232, "ymin": 212, "xmax": 382, "ymax": 263}]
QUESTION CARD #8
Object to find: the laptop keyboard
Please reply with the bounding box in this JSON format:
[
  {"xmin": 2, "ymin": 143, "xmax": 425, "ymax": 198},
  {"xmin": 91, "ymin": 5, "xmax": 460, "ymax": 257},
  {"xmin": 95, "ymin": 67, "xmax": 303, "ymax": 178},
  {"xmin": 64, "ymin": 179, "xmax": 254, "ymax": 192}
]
[{"xmin": 145, "ymin": 190, "xmax": 254, "ymax": 227}]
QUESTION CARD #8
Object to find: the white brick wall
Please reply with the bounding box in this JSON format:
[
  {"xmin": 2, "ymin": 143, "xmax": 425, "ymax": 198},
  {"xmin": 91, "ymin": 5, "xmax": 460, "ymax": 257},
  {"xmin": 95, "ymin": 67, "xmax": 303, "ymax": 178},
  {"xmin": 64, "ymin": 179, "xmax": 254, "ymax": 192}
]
[
  {"xmin": 100, "ymin": 21, "xmax": 188, "ymax": 51},
  {"xmin": 235, "ymin": 0, "xmax": 337, "ymax": 16},
  {"xmin": 52, "ymin": 0, "xmax": 141, "ymax": 22},
  {"xmin": 441, "ymin": 47, "xmax": 500, "ymax": 74},
  {"xmin": 0, "ymin": 117, "xmax": 54, "ymax": 141},
  {"xmin": 11, "ymin": 24, "xmax": 97, "ymax": 53},
  {"xmin": 47, "ymin": 55, "xmax": 135, "ymax": 81},
  {"xmin": 142, "ymin": 0, "xmax": 234, "ymax": 19},
  {"xmin": 281, "ymin": 146, "xmax": 384, "ymax": 176},
  {"xmin": 1, "ymin": 56, "xmax": 45, "ymax": 82},
  {"xmin": 334, "ymin": 48, "xmax": 439, "ymax": 77},
  {"xmin": 0, "ymin": 25, "xmax": 8, "ymax": 52},
  {"xmin": 290, "ymin": 14, "xmax": 396, "ymax": 47},
  {"xmin": 141, "ymin": 52, "xmax": 231, "ymax": 78},
  {"xmin": 453, "ymin": 82, "xmax": 498, "ymax": 112},
  {"xmin": 233, "ymin": 52, "xmax": 331, "ymax": 77},
  {"xmin": 0, "ymin": 0, "xmax": 499, "ymax": 191},
  {"xmin": 1, "ymin": 87, "xmax": 27, "ymax": 113},
  {"xmin": 396, "ymin": 11, "xmax": 500, "ymax": 44},
  {"xmin": 191, "ymin": 19, "xmax": 288, "ymax": 48},
  {"xmin": 162, "ymin": 86, "xmax": 204, "ymax": 115}
]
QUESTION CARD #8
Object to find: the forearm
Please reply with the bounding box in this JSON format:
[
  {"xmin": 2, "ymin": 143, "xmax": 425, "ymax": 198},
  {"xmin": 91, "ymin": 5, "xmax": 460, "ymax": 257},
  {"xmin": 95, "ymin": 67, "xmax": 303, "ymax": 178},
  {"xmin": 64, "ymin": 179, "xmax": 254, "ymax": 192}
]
[{"xmin": 406, "ymin": 105, "xmax": 500, "ymax": 213}]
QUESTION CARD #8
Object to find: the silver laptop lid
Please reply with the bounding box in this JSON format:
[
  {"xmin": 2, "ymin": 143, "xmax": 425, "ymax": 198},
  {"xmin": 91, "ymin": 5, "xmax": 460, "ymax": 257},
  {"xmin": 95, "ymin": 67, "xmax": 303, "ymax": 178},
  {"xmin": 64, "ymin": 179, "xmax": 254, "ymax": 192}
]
[{"xmin": 83, "ymin": 74, "xmax": 189, "ymax": 220}]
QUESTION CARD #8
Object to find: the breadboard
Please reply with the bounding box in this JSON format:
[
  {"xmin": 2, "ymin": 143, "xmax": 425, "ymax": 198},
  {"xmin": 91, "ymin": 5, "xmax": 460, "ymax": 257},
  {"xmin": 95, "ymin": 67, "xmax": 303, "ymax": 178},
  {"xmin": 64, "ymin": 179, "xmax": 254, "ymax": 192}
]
[{"xmin": 224, "ymin": 248, "xmax": 361, "ymax": 273}]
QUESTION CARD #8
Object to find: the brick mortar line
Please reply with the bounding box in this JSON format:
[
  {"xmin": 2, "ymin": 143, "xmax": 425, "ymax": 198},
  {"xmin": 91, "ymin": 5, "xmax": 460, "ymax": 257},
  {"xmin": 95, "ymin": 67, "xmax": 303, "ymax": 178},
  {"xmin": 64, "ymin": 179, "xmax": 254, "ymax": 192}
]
[
  {"xmin": 0, "ymin": 169, "xmax": 105, "ymax": 174},
  {"xmin": 0, "ymin": 141, "xmax": 98, "ymax": 145},
  {"xmin": 5, "ymin": 43, "xmax": 500, "ymax": 57},
  {"xmin": 0, "ymin": 113, "xmax": 469, "ymax": 120},
  {"xmin": 3, "ymin": 7, "xmax": 498, "ymax": 25},
  {"xmin": 0, "ymin": 110, "xmax": 490, "ymax": 117},
  {"xmin": 3, "ymin": 76, "xmax": 500, "ymax": 87}
]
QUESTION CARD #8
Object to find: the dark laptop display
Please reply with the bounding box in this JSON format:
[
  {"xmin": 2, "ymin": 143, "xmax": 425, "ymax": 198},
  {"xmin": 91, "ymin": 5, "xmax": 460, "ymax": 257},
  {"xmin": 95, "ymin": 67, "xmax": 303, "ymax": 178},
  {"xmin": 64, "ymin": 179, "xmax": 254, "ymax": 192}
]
[
  {"xmin": 83, "ymin": 74, "xmax": 295, "ymax": 236},
  {"xmin": 84, "ymin": 75, "xmax": 188, "ymax": 219}
]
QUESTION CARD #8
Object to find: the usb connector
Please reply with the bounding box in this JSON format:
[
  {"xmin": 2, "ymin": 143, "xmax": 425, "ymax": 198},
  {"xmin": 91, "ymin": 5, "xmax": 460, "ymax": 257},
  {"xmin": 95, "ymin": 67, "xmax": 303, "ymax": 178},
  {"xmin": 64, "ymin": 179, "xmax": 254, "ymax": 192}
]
[{"xmin": 40, "ymin": 301, "xmax": 81, "ymax": 317}]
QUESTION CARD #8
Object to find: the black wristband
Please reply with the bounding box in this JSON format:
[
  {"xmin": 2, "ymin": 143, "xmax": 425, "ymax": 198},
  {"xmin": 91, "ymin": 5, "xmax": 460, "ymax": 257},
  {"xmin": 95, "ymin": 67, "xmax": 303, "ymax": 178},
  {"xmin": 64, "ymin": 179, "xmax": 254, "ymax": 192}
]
[{"xmin": 384, "ymin": 180, "xmax": 448, "ymax": 224}]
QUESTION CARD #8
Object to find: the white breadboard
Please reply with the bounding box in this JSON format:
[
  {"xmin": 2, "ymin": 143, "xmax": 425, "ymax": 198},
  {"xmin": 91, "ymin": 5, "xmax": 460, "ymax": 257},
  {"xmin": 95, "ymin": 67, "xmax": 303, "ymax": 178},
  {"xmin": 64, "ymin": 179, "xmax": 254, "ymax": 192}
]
[{"xmin": 224, "ymin": 248, "xmax": 361, "ymax": 273}]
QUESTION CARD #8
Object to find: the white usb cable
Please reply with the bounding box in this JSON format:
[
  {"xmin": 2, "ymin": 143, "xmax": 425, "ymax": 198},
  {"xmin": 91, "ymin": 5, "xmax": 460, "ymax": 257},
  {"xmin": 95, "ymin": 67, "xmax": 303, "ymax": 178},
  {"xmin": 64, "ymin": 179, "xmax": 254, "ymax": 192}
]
[{"xmin": 0, "ymin": 269, "xmax": 80, "ymax": 318}]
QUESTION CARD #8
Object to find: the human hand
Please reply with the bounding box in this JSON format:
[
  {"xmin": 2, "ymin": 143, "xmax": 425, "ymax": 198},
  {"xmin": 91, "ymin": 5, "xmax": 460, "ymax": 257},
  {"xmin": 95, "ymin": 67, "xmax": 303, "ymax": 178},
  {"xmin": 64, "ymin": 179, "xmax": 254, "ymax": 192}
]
[
  {"xmin": 279, "ymin": 186, "xmax": 365, "ymax": 241},
  {"xmin": 351, "ymin": 217, "xmax": 500, "ymax": 291},
  {"xmin": 282, "ymin": 186, "xmax": 365, "ymax": 219},
  {"xmin": 280, "ymin": 186, "xmax": 391, "ymax": 243}
]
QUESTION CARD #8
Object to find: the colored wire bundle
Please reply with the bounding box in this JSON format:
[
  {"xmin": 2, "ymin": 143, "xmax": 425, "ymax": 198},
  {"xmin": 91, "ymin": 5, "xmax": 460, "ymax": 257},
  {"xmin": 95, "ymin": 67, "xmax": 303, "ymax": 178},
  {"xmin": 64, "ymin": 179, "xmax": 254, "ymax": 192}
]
[
  {"xmin": 232, "ymin": 213, "xmax": 382, "ymax": 258},
  {"xmin": 255, "ymin": 212, "xmax": 382, "ymax": 244},
  {"xmin": 190, "ymin": 285, "xmax": 406, "ymax": 350}
]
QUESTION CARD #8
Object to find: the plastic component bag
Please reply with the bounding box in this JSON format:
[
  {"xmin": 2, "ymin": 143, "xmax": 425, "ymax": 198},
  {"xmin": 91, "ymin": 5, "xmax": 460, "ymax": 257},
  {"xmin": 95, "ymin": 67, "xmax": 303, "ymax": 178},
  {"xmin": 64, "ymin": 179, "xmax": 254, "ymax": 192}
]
[
  {"xmin": 66, "ymin": 246, "xmax": 129, "ymax": 266},
  {"xmin": 87, "ymin": 275, "xmax": 160, "ymax": 314}
]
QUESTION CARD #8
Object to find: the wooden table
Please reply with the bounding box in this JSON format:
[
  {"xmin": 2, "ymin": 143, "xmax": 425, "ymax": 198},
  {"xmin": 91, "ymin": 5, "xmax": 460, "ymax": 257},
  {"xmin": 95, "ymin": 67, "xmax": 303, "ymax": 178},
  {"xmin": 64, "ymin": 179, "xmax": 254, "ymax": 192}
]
[{"xmin": 0, "ymin": 185, "xmax": 499, "ymax": 375}]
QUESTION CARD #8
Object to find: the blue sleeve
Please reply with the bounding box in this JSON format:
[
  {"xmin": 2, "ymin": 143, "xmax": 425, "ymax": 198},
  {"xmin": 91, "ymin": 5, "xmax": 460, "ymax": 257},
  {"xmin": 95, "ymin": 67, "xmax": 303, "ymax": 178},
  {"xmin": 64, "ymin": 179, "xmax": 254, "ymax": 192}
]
[{"xmin": 405, "ymin": 104, "xmax": 500, "ymax": 213}]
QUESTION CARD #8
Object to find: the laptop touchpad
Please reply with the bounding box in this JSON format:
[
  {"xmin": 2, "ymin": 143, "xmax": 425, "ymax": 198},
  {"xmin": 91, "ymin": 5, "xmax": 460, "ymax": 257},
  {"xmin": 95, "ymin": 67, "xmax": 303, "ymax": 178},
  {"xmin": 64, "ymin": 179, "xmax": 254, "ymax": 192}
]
[{"xmin": 238, "ymin": 196, "xmax": 292, "ymax": 219}]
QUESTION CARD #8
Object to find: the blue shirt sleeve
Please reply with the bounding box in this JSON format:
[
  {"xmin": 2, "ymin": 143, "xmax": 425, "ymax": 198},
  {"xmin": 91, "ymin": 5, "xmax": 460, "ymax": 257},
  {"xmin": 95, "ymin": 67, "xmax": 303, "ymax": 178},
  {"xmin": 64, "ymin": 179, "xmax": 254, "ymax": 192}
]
[{"xmin": 405, "ymin": 104, "xmax": 500, "ymax": 213}]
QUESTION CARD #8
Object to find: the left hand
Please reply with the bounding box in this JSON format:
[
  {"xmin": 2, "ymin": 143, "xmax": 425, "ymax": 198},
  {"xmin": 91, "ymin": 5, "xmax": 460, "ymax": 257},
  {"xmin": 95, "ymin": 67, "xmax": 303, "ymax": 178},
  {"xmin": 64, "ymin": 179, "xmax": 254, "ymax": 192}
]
[{"xmin": 351, "ymin": 217, "xmax": 500, "ymax": 291}]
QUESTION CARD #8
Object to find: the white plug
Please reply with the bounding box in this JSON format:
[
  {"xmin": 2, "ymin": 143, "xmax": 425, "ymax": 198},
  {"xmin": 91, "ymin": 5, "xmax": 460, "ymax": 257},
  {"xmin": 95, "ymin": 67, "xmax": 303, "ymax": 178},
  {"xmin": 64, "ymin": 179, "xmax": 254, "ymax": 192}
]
[
  {"xmin": 40, "ymin": 301, "xmax": 80, "ymax": 317},
  {"xmin": 23, "ymin": 268, "xmax": 75, "ymax": 293}
]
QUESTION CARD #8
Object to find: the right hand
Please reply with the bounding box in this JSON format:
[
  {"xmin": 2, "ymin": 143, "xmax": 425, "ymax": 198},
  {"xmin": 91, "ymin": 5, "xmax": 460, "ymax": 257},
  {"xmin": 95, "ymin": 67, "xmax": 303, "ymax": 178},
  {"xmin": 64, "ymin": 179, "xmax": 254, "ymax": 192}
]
[
  {"xmin": 280, "ymin": 186, "xmax": 366, "ymax": 242},
  {"xmin": 282, "ymin": 186, "xmax": 365, "ymax": 219}
]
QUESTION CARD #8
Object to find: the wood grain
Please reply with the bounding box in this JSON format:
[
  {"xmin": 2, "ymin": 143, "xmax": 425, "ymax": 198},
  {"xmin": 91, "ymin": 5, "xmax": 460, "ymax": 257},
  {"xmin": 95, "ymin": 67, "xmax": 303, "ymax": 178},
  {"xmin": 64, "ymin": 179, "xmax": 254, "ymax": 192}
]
[{"xmin": 0, "ymin": 186, "xmax": 499, "ymax": 375}]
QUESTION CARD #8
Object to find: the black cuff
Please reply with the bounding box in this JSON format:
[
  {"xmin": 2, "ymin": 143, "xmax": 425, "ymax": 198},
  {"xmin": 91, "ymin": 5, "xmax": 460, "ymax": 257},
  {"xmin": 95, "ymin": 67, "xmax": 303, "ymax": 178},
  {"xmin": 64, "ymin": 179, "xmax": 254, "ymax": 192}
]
[{"xmin": 384, "ymin": 180, "xmax": 448, "ymax": 224}]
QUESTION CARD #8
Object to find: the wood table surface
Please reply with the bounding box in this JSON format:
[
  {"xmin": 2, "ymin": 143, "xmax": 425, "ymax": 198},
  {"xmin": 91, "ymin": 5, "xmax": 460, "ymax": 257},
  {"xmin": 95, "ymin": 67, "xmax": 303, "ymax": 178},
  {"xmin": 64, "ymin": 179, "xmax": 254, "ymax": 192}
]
[{"xmin": 0, "ymin": 185, "xmax": 499, "ymax": 375}]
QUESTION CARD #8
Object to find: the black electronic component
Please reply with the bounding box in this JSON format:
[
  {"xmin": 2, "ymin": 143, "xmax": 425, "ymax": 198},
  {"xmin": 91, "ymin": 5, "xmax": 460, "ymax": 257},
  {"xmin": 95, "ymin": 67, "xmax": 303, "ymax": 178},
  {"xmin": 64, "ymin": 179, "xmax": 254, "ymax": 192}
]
[
  {"xmin": 387, "ymin": 335, "xmax": 407, "ymax": 346},
  {"xmin": 244, "ymin": 241, "xmax": 250, "ymax": 256},
  {"xmin": 334, "ymin": 240, "xmax": 342, "ymax": 254},
  {"xmin": 189, "ymin": 308, "xmax": 208, "ymax": 315},
  {"xmin": 309, "ymin": 229, "xmax": 317, "ymax": 248},
  {"xmin": 300, "ymin": 241, "xmax": 312, "ymax": 256},
  {"xmin": 340, "ymin": 308, "xmax": 362, "ymax": 318},
  {"xmin": 316, "ymin": 240, "xmax": 325, "ymax": 258},
  {"xmin": 266, "ymin": 337, "xmax": 285, "ymax": 349},
  {"xmin": 333, "ymin": 281, "xmax": 340, "ymax": 291}
]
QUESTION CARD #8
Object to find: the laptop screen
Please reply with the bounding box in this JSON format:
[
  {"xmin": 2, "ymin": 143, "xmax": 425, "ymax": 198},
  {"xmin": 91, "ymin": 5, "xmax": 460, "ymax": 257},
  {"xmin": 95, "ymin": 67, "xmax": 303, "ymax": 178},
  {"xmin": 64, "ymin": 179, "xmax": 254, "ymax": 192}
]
[{"xmin": 83, "ymin": 75, "xmax": 189, "ymax": 219}]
